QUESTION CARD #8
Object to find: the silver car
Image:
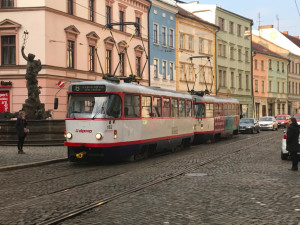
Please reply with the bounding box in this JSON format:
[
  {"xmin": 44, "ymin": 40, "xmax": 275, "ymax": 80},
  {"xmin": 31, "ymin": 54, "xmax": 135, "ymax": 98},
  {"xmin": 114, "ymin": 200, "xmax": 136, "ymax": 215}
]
[
  {"xmin": 281, "ymin": 130, "xmax": 300, "ymax": 160},
  {"xmin": 258, "ymin": 116, "xmax": 278, "ymax": 131}
]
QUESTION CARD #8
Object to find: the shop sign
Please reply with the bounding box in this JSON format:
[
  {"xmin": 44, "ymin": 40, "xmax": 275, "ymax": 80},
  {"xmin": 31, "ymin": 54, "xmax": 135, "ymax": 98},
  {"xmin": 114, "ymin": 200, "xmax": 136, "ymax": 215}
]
[
  {"xmin": 0, "ymin": 92, "xmax": 9, "ymax": 113},
  {"xmin": 0, "ymin": 81, "xmax": 12, "ymax": 87}
]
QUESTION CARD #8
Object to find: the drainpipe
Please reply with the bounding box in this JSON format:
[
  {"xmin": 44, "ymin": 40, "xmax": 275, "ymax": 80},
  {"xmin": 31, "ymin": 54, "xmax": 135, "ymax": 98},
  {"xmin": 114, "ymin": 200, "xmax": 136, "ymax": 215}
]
[
  {"xmin": 147, "ymin": 0, "xmax": 152, "ymax": 87},
  {"xmin": 250, "ymin": 28, "xmax": 254, "ymax": 118},
  {"xmin": 215, "ymin": 27, "xmax": 220, "ymax": 96}
]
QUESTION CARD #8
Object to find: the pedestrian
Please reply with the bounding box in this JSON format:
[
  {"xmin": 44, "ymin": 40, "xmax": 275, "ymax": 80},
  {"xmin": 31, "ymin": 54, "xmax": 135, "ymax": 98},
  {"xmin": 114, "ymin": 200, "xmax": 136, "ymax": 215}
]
[
  {"xmin": 286, "ymin": 117, "xmax": 300, "ymax": 171},
  {"xmin": 16, "ymin": 111, "xmax": 29, "ymax": 154}
]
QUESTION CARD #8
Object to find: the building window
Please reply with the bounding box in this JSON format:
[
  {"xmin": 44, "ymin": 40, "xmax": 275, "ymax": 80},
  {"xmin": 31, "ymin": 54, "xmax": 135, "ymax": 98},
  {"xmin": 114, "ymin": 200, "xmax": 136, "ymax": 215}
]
[
  {"xmin": 120, "ymin": 53, "xmax": 125, "ymax": 76},
  {"xmin": 245, "ymin": 50, "xmax": 249, "ymax": 62},
  {"xmin": 218, "ymin": 17, "xmax": 225, "ymax": 31},
  {"xmin": 170, "ymin": 62, "xmax": 174, "ymax": 80},
  {"xmin": 67, "ymin": 40, "xmax": 75, "ymax": 68},
  {"xmin": 237, "ymin": 24, "xmax": 242, "ymax": 37},
  {"xmin": 282, "ymin": 62, "xmax": 285, "ymax": 72},
  {"xmin": 153, "ymin": 24, "xmax": 158, "ymax": 44},
  {"xmin": 262, "ymin": 80, "xmax": 265, "ymax": 93},
  {"xmin": 180, "ymin": 34, "xmax": 184, "ymax": 49},
  {"xmin": 119, "ymin": 11, "xmax": 124, "ymax": 31},
  {"xmin": 68, "ymin": 0, "xmax": 74, "ymax": 15},
  {"xmin": 188, "ymin": 36, "xmax": 193, "ymax": 51},
  {"xmin": 238, "ymin": 48, "xmax": 242, "ymax": 61},
  {"xmin": 169, "ymin": 29, "xmax": 174, "ymax": 48},
  {"xmin": 230, "ymin": 46, "xmax": 234, "ymax": 59},
  {"xmin": 135, "ymin": 17, "xmax": 141, "ymax": 36},
  {"xmin": 261, "ymin": 60, "xmax": 265, "ymax": 70},
  {"xmin": 1, "ymin": 0, "xmax": 14, "ymax": 8},
  {"xmin": 208, "ymin": 41, "xmax": 212, "ymax": 55},
  {"xmin": 162, "ymin": 26, "xmax": 167, "ymax": 46},
  {"xmin": 269, "ymin": 80, "xmax": 272, "ymax": 92},
  {"xmin": 239, "ymin": 73, "xmax": 242, "ymax": 89},
  {"xmin": 277, "ymin": 61, "xmax": 280, "ymax": 71},
  {"xmin": 231, "ymin": 72, "xmax": 234, "ymax": 88},
  {"xmin": 199, "ymin": 39, "xmax": 203, "ymax": 53},
  {"xmin": 106, "ymin": 50, "xmax": 112, "ymax": 74},
  {"xmin": 162, "ymin": 60, "xmax": 166, "ymax": 79},
  {"xmin": 269, "ymin": 59, "xmax": 272, "ymax": 70},
  {"xmin": 180, "ymin": 64, "xmax": 184, "ymax": 80},
  {"xmin": 88, "ymin": 46, "xmax": 95, "ymax": 72},
  {"xmin": 223, "ymin": 71, "xmax": 226, "ymax": 87},
  {"xmin": 219, "ymin": 70, "xmax": 222, "ymax": 87},
  {"xmin": 229, "ymin": 21, "xmax": 234, "ymax": 34},
  {"xmin": 106, "ymin": 6, "xmax": 111, "ymax": 25},
  {"xmin": 254, "ymin": 59, "xmax": 258, "ymax": 69},
  {"xmin": 246, "ymin": 74, "xmax": 249, "ymax": 89},
  {"xmin": 1, "ymin": 35, "xmax": 16, "ymax": 65},
  {"xmin": 153, "ymin": 59, "xmax": 158, "ymax": 78},
  {"xmin": 255, "ymin": 80, "xmax": 258, "ymax": 92},
  {"xmin": 136, "ymin": 56, "xmax": 141, "ymax": 76},
  {"xmin": 89, "ymin": 0, "xmax": 95, "ymax": 22},
  {"xmin": 282, "ymin": 82, "xmax": 285, "ymax": 93}
]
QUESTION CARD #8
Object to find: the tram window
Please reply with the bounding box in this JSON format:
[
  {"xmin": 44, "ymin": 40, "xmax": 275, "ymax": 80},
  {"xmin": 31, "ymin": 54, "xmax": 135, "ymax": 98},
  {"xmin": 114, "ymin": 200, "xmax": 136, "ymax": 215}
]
[
  {"xmin": 163, "ymin": 98, "xmax": 170, "ymax": 117},
  {"xmin": 68, "ymin": 94, "xmax": 121, "ymax": 119},
  {"xmin": 171, "ymin": 99, "xmax": 178, "ymax": 117},
  {"xmin": 153, "ymin": 97, "xmax": 162, "ymax": 117},
  {"xmin": 179, "ymin": 100, "xmax": 185, "ymax": 117},
  {"xmin": 224, "ymin": 104, "xmax": 228, "ymax": 116},
  {"xmin": 214, "ymin": 104, "xmax": 219, "ymax": 117},
  {"xmin": 124, "ymin": 95, "xmax": 140, "ymax": 118},
  {"xmin": 206, "ymin": 103, "xmax": 213, "ymax": 117},
  {"xmin": 142, "ymin": 96, "xmax": 151, "ymax": 118},
  {"xmin": 195, "ymin": 103, "xmax": 205, "ymax": 118},
  {"xmin": 186, "ymin": 100, "xmax": 192, "ymax": 117}
]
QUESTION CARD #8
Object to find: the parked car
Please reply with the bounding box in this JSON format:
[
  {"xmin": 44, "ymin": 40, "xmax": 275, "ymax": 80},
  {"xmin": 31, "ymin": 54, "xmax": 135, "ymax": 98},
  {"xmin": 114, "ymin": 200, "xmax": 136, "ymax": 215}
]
[
  {"xmin": 275, "ymin": 114, "xmax": 290, "ymax": 128},
  {"xmin": 258, "ymin": 116, "xmax": 278, "ymax": 131},
  {"xmin": 293, "ymin": 114, "xmax": 300, "ymax": 126},
  {"xmin": 239, "ymin": 118, "xmax": 260, "ymax": 134},
  {"xmin": 281, "ymin": 130, "xmax": 300, "ymax": 160}
]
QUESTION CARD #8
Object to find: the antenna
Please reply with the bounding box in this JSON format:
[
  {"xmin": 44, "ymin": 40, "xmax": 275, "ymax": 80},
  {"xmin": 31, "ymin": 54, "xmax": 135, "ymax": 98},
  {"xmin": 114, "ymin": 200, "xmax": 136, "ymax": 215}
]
[{"xmin": 276, "ymin": 14, "xmax": 279, "ymax": 30}]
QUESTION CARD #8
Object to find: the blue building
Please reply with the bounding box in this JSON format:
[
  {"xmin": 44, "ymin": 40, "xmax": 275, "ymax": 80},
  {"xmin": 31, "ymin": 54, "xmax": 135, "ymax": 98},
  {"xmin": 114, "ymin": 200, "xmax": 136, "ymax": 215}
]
[{"xmin": 149, "ymin": 0, "xmax": 177, "ymax": 90}]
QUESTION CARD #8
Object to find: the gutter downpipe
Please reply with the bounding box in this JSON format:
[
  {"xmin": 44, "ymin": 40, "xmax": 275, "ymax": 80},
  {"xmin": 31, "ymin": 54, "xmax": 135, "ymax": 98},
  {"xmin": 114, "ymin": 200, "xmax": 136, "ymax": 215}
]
[
  {"xmin": 215, "ymin": 26, "xmax": 220, "ymax": 96},
  {"xmin": 250, "ymin": 22, "xmax": 254, "ymax": 118},
  {"xmin": 148, "ymin": 0, "xmax": 152, "ymax": 87}
]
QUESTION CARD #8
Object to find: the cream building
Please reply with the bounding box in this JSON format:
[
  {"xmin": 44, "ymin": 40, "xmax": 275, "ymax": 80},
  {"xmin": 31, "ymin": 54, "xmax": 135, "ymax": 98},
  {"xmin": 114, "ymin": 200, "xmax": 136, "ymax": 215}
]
[{"xmin": 0, "ymin": 0, "xmax": 150, "ymax": 119}]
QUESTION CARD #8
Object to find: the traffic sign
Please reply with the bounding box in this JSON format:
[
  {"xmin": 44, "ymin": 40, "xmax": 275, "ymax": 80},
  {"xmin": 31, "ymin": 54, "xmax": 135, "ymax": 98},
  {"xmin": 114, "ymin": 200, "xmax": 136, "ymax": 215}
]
[{"xmin": 58, "ymin": 81, "xmax": 65, "ymax": 88}]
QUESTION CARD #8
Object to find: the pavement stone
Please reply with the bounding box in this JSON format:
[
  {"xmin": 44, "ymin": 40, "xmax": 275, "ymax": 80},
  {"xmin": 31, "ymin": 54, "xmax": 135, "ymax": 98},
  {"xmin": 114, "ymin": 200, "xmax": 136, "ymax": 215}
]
[{"xmin": 0, "ymin": 145, "xmax": 67, "ymax": 170}]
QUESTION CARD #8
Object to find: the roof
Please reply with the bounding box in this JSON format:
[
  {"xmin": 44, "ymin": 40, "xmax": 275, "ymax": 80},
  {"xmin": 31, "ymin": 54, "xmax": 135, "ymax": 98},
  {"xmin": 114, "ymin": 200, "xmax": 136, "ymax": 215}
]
[
  {"xmin": 177, "ymin": 6, "xmax": 219, "ymax": 29},
  {"xmin": 281, "ymin": 32, "xmax": 300, "ymax": 49},
  {"xmin": 252, "ymin": 42, "xmax": 288, "ymax": 61}
]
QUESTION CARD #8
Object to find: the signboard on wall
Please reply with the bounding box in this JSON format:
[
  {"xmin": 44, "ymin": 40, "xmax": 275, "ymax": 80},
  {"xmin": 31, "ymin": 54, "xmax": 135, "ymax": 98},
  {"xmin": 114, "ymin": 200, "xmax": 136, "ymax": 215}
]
[{"xmin": 0, "ymin": 92, "xmax": 9, "ymax": 113}]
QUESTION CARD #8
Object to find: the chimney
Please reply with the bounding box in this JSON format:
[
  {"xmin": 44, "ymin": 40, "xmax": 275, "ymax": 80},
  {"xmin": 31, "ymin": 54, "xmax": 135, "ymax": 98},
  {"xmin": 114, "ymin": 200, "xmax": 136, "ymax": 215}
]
[
  {"xmin": 258, "ymin": 25, "xmax": 273, "ymax": 30},
  {"xmin": 294, "ymin": 36, "xmax": 299, "ymax": 39},
  {"xmin": 282, "ymin": 31, "xmax": 288, "ymax": 35}
]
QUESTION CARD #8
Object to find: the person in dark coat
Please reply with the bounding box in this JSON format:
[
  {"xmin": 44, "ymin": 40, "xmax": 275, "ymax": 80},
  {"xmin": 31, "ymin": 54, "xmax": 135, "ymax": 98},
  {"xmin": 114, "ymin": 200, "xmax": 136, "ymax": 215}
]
[
  {"xmin": 286, "ymin": 117, "xmax": 300, "ymax": 171},
  {"xmin": 16, "ymin": 111, "xmax": 28, "ymax": 154}
]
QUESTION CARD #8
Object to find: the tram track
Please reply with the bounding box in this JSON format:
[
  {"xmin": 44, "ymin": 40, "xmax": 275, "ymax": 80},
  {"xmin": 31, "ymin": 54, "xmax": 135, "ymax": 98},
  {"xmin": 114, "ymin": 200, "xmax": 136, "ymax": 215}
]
[{"xmin": 35, "ymin": 131, "xmax": 278, "ymax": 225}]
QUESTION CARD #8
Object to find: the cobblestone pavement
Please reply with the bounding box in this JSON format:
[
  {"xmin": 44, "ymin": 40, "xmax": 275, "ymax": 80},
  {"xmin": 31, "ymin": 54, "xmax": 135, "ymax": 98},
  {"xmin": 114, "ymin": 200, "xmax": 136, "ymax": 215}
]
[
  {"xmin": 0, "ymin": 145, "xmax": 67, "ymax": 168},
  {"xmin": 0, "ymin": 130, "xmax": 296, "ymax": 225}
]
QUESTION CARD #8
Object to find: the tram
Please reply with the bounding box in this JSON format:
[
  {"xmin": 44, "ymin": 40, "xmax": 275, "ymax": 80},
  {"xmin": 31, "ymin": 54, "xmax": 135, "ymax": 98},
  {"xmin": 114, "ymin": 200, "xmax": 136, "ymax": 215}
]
[{"xmin": 63, "ymin": 80, "xmax": 194, "ymax": 161}]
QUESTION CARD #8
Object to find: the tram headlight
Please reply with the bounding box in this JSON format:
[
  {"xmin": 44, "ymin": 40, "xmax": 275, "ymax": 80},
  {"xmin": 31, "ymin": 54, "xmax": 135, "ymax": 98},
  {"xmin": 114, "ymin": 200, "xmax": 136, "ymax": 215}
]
[
  {"xmin": 66, "ymin": 132, "xmax": 72, "ymax": 139},
  {"xmin": 95, "ymin": 133, "xmax": 103, "ymax": 140},
  {"xmin": 114, "ymin": 130, "xmax": 117, "ymax": 139}
]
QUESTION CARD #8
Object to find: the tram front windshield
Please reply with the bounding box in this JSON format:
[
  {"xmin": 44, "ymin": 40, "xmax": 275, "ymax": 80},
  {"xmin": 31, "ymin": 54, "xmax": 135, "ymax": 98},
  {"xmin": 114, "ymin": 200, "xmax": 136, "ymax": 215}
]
[{"xmin": 67, "ymin": 93, "xmax": 122, "ymax": 119}]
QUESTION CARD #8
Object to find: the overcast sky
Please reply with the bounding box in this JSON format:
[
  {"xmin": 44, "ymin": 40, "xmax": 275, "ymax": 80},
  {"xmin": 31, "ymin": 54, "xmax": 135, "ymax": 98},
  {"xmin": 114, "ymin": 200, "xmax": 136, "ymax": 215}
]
[{"xmin": 181, "ymin": 0, "xmax": 300, "ymax": 36}]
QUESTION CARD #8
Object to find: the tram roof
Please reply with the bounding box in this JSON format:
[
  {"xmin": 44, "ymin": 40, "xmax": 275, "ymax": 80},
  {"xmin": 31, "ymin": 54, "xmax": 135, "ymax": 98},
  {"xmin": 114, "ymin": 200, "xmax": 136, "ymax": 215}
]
[
  {"xmin": 69, "ymin": 80, "xmax": 193, "ymax": 99},
  {"xmin": 193, "ymin": 94, "xmax": 239, "ymax": 104}
]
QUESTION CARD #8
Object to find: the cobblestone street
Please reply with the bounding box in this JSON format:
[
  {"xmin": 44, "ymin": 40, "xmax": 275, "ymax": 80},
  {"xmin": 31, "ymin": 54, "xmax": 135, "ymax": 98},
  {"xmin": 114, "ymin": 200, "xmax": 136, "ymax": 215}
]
[{"xmin": 0, "ymin": 130, "xmax": 299, "ymax": 225}]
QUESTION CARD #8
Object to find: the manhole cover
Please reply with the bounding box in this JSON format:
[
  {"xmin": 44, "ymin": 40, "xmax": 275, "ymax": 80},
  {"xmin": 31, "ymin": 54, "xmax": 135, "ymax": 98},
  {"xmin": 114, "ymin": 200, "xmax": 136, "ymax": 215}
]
[{"xmin": 185, "ymin": 173, "xmax": 207, "ymax": 177}]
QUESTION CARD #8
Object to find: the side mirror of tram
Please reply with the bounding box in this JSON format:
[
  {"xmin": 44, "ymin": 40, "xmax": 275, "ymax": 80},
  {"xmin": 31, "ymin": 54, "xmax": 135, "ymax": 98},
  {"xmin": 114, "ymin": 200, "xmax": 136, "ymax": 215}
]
[{"xmin": 54, "ymin": 98, "xmax": 59, "ymax": 109}]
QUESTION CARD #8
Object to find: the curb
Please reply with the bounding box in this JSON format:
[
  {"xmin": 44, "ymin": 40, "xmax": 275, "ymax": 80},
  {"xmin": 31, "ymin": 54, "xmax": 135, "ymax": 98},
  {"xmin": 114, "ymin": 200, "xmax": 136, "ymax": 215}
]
[{"xmin": 0, "ymin": 158, "xmax": 68, "ymax": 172}]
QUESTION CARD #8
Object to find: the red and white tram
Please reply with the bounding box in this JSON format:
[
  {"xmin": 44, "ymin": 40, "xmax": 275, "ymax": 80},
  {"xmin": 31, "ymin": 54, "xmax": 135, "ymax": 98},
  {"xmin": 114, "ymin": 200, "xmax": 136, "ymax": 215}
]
[{"xmin": 64, "ymin": 80, "xmax": 194, "ymax": 161}]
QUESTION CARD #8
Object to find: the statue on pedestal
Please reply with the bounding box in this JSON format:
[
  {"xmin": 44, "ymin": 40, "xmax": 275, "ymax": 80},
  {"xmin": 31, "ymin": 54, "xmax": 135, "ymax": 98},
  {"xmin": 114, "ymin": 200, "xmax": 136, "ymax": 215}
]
[{"xmin": 21, "ymin": 46, "xmax": 50, "ymax": 120}]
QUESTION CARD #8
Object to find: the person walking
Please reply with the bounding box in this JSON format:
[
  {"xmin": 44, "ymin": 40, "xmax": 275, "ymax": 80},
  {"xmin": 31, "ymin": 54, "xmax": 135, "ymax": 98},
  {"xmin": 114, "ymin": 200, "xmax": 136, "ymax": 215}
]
[
  {"xmin": 16, "ymin": 111, "xmax": 28, "ymax": 154},
  {"xmin": 286, "ymin": 117, "xmax": 300, "ymax": 171}
]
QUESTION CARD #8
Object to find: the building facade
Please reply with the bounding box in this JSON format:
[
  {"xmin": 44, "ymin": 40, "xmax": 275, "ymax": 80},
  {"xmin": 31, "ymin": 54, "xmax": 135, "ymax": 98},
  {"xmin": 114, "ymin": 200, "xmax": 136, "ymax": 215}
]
[
  {"xmin": 0, "ymin": 0, "xmax": 150, "ymax": 119},
  {"xmin": 176, "ymin": 6, "xmax": 217, "ymax": 95},
  {"xmin": 149, "ymin": 0, "xmax": 177, "ymax": 90},
  {"xmin": 178, "ymin": 2, "xmax": 253, "ymax": 118}
]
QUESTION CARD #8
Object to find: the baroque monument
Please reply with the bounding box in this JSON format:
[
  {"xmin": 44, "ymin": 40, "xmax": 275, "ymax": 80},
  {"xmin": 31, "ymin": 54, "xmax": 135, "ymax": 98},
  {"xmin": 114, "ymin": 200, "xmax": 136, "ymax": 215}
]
[{"xmin": 21, "ymin": 46, "xmax": 49, "ymax": 120}]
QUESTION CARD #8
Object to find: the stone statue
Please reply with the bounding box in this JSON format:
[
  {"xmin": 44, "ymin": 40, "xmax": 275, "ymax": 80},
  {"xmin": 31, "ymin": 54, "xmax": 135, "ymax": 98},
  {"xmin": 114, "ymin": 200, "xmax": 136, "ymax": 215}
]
[{"xmin": 21, "ymin": 46, "xmax": 50, "ymax": 120}]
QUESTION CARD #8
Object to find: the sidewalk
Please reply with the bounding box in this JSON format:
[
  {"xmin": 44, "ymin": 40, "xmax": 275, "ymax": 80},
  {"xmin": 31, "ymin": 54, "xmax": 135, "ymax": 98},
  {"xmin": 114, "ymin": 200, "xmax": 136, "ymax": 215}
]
[{"xmin": 0, "ymin": 145, "xmax": 68, "ymax": 171}]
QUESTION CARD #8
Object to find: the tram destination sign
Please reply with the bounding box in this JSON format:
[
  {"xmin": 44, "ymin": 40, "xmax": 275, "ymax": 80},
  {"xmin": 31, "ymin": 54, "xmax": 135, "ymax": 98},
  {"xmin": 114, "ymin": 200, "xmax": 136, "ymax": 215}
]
[{"xmin": 72, "ymin": 85, "xmax": 106, "ymax": 92}]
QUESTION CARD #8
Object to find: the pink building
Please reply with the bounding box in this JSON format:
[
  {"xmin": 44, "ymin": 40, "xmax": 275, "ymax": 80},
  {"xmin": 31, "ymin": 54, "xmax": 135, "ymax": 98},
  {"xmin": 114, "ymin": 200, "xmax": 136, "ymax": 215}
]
[{"xmin": 0, "ymin": 0, "xmax": 150, "ymax": 119}]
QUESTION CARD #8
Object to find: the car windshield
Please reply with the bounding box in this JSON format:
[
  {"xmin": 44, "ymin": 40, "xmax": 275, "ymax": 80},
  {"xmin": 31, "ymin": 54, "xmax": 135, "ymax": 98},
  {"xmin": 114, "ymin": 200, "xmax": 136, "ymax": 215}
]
[
  {"xmin": 294, "ymin": 115, "xmax": 300, "ymax": 119},
  {"xmin": 260, "ymin": 117, "xmax": 272, "ymax": 121},
  {"xmin": 240, "ymin": 118, "xmax": 254, "ymax": 123},
  {"xmin": 67, "ymin": 93, "xmax": 122, "ymax": 119},
  {"xmin": 276, "ymin": 116, "xmax": 286, "ymax": 120}
]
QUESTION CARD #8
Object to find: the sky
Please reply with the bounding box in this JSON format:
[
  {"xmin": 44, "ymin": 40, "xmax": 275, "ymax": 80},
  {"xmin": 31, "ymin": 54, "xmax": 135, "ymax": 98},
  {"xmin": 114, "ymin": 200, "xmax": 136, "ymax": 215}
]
[{"xmin": 181, "ymin": 0, "xmax": 300, "ymax": 36}]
